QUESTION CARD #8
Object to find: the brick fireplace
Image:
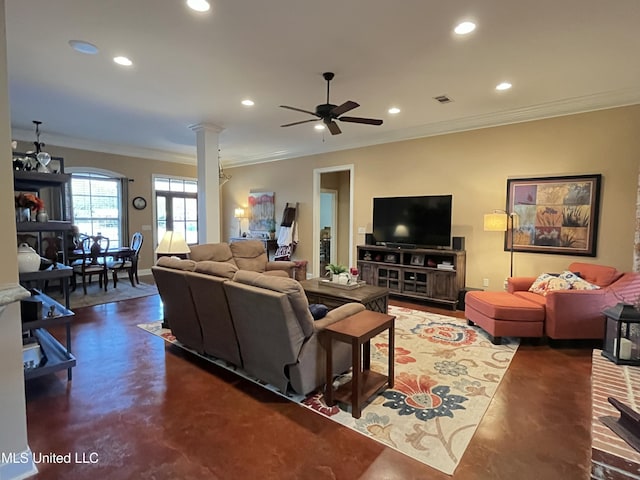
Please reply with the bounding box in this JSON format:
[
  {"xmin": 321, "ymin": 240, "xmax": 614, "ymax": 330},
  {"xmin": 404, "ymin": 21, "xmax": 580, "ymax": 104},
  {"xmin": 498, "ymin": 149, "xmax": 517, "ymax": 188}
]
[{"xmin": 591, "ymin": 350, "xmax": 640, "ymax": 479}]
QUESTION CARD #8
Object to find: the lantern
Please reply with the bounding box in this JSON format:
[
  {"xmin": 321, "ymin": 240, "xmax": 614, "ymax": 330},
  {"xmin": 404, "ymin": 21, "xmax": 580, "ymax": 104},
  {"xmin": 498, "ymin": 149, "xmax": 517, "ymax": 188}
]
[{"xmin": 601, "ymin": 303, "xmax": 640, "ymax": 366}]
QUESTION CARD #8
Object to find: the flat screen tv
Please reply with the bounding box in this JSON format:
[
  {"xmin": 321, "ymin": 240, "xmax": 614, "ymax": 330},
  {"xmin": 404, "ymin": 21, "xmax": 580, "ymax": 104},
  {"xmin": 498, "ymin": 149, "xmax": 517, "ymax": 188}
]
[{"xmin": 372, "ymin": 195, "xmax": 452, "ymax": 248}]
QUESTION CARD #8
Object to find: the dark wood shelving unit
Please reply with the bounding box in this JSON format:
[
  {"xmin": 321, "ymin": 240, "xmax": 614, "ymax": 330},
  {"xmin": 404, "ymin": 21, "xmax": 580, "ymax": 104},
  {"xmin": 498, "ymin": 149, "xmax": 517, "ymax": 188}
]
[
  {"xmin": 22, "ymin": 291, "xmax": 75, "ymax": 381},
  {"xmin": 357, "ymin": 244, "xmax": 466, "ymax": 309},
  {"xmin": 15, "ymin": 157, "xmax": 76, "ymax": 381}
]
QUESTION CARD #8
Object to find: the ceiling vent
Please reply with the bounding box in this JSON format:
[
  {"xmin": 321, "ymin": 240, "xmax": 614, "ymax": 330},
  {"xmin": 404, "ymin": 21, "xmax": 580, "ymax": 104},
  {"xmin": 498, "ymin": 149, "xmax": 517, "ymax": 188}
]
[{"xmin": 433, "ymin": 95, "xmax": 453, "ymax": 104}]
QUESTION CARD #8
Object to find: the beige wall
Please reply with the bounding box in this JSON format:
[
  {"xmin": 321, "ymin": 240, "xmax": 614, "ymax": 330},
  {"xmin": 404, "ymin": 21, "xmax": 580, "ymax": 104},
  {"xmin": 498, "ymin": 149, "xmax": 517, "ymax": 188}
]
[
  {"xmin": 9, "ymin": 103, "xmax": 640, "ymax": 291},
  {"xmin": 0, "ymin": 0, "xmax": 31, "ymax": 469},
  {"xmin": 224, "ymin": 105, "xmax": 640, "ymax": 290},
  {"xmin": 13, "ymin": 142, "xmax": 197, "ymax": 271}
]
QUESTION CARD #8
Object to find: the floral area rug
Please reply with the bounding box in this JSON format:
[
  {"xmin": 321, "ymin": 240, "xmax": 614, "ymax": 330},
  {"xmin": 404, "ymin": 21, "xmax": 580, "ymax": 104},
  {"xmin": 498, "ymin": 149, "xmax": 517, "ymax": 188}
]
[{"xmin": 137, "ymin": 305, "xmax": 518, "ymax": 475}]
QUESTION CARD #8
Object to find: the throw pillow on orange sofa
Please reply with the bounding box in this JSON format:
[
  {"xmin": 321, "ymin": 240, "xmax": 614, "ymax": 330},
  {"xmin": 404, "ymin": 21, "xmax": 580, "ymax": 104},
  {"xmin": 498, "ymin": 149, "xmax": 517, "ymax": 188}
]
[
  {"xmin": 559, "ymin": 271, "xmax": 600, "ymax": 290},
  {"xmin": 529, "ymin": 273, "xmax": 572, "ymax": 296}
]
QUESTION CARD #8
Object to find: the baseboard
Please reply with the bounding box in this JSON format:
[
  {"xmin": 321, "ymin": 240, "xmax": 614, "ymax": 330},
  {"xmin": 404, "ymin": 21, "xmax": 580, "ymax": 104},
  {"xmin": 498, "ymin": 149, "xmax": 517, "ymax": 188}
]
[
  {"xmin": 0, "ymin": 447, "xmax": 38, "ymax": 480},
  {"xmin": 138, "ymin": 268, "xmax": 152, "ymax": 278}
]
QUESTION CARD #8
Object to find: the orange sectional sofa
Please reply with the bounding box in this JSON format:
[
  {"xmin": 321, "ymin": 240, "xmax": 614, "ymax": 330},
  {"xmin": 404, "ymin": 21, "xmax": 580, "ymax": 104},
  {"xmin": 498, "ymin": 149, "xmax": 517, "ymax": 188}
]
[{"xmin": 465, "ymin": 262, "xmax": 640, "ymax": 344}]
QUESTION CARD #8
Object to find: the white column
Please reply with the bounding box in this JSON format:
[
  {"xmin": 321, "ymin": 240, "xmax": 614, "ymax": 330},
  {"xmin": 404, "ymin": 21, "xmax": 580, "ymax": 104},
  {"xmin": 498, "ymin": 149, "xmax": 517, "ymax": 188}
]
[{"xmin": 189, "ymin": 123, "xmax": 223, "ymax": 244}]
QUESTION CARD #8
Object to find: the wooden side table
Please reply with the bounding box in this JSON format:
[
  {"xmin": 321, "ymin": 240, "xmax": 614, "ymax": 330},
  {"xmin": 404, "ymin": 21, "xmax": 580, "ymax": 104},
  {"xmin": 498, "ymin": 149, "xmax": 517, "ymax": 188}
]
[{"xmin": 324, "ymin": 310, "xmax": 395, "ymax": 418}]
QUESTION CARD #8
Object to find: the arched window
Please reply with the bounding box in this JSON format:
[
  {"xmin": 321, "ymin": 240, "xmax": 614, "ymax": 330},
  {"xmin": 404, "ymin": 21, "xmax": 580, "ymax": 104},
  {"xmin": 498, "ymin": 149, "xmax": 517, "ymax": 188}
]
[{"xmin": 68, "ymin": 169, "xmax": 127, "ymax": 249}]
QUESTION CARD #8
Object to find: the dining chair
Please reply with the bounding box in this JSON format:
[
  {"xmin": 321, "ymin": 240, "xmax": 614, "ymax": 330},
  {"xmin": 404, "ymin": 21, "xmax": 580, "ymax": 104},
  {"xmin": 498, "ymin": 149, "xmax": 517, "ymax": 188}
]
[
  {"xmin": 109, "ymin": 232, "xmax": 144, "ymax": 287},
  {"xmin": 72, "ymin": 235, "xmax": 110, "ymax": 294}
]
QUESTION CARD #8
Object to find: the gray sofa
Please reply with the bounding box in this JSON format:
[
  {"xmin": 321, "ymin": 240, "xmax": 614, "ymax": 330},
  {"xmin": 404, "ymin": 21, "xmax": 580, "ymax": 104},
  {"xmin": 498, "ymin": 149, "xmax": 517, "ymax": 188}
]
[{"xmin": 151, "ymin": 256, "xmax": 365, "ymax": 395}]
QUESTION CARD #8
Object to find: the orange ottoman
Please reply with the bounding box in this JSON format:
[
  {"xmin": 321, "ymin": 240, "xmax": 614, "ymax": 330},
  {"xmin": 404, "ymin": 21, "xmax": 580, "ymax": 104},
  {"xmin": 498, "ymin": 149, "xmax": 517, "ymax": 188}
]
[{"xmin": 464, "ymin": 291, "xmax": 545, "ymax": 344}]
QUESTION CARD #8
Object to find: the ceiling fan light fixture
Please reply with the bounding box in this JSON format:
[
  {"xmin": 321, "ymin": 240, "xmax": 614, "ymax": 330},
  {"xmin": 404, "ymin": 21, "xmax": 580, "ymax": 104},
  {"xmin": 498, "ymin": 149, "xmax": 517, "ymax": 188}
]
[
  {"xmin": 496, "ymin": 82, "xmax": 512, "ymax": 91},
  {"xmin": 454, "ymin": 21, "xmax": 476, "ymax": 35},
  {"xmin": 241, "ymin": 99, "xmax": 255, "ymax": 106},
  {"xmin": 314, "ymin": 124, "xmax": 325, "ymax": 130},
  {"xmin": 280, "ymin": 72, "xmax": 383, "ymax": 135},
  {"xmin": 187, "ymin": 0, "xmax": 211, "ymax": 12},
  {"xmin": 388, "ymin": 107, "xmax": 401, "ymax": 114}
]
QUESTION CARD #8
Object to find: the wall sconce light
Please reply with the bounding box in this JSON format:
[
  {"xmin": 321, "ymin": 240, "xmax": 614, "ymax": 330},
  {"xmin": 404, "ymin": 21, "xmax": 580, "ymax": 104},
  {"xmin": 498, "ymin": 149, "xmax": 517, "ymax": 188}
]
[
  {"xmin": 484, "ymin": 210, "xmax": 519, "ymax": 277},
  {"xmin": 155, "ymin": 231, "xmax": 191, "ymax": 259}
]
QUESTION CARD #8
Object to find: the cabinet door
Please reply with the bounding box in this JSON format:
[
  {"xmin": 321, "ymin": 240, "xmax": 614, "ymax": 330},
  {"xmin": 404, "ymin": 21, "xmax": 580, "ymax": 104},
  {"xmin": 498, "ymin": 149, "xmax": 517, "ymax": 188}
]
[
  {"xmin": 402, "ymin": 270, "xmax": 428, "ymax": 294},
  {"xmin": 377, "ymin": 267, "xmax": 401, "ymax": 292},
  {"xmin": 358, "ymin": 262, "xmax": 375, "ymax": 285},
  {"xmin": 429, "ymin": 271, "xmax": 457, "ymax": 300}
]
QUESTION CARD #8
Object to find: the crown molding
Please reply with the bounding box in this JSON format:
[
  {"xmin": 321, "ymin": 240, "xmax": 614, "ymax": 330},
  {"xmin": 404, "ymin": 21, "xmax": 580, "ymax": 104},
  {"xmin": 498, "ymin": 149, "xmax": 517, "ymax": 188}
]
[
  {"xmin": 10, "ymin": 128, "xmax": 197, "ymax": 165},
  {"xmin": 224, "ymin": 87, "xmax": 640, "ymax": 168},
  {"xmin": 12, "ymin": 87, "xmax": 640, "ymax": 169}
]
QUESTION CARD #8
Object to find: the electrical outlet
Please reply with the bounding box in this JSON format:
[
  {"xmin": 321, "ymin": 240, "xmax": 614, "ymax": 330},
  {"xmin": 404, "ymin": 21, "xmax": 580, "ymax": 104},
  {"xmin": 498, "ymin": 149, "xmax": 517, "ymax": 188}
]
[
  {"xmin": 482, "ymin": 278, "xmax": 489, "ymax": 287},
  {"xmin": 358, "ymin": 226, "xmax": 366, "ymax": 234}
]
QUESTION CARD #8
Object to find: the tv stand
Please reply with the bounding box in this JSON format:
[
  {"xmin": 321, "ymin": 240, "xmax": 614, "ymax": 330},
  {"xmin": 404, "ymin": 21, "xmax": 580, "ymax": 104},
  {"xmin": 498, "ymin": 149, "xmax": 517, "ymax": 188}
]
[{"xmin": 357, "ymin": 245, "xmax": 466, "ymax": 309}]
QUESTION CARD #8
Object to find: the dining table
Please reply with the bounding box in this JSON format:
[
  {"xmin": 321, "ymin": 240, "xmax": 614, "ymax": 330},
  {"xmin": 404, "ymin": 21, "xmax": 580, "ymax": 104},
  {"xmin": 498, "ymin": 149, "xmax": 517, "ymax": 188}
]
[
  {"xmin": 67, "ymin": 246, "xmax": 135, "ymax": 265},
  {"xmin": 67, "ymin": 245, "xmax": 135, "ymax": 291}
]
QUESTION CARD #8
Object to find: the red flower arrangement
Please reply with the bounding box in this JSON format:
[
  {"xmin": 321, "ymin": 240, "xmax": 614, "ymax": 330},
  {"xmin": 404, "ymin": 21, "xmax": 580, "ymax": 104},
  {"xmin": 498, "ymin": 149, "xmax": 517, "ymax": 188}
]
[{"xmin": 15, "ymin": 193, "xmax": 45, "ymax": 211}]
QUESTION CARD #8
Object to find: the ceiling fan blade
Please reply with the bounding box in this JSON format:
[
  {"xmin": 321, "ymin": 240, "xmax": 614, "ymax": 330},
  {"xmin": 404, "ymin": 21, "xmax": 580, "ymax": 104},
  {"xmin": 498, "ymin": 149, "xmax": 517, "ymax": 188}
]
[
  {"xmin": 279, "ymin": 105, "xmax": 319, "ymax": 117},
  {"xmin": 339, "ymin": 116, "xmax": 383, "ymax": 126},
  {"xmin": 331, "ymin": 100, "xmax": 359, "ymax": 117},
  {"xmin": 327, "ymin": 120, "xmax": 341, "ymax": 135},
  {"xmin": 281, "ymin": 119, "xmax": 320, "ymax": 127}
]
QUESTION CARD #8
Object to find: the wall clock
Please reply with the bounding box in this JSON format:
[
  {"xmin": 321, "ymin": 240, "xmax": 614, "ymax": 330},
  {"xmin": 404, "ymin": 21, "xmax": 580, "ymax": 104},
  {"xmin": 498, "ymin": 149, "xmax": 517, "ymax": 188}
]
[{"xmin": 132, "ymin": 196, "xmax": 147, "ymax": 210}]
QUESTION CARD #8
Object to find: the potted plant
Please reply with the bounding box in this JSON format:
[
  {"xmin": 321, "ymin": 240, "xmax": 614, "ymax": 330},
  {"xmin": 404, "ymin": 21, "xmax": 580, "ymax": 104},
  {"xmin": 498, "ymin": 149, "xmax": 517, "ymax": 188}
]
[{"xmin": 325, "ymin": 263, "xmax": 348, "ymax": 282}]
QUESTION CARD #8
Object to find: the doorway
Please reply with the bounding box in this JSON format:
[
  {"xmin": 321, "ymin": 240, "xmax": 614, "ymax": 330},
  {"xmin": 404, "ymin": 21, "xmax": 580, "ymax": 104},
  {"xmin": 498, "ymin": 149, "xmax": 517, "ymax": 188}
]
[
  {"xmin": 313, "ymin": 165, "xmax": 354, "ymax": 278},
  {"xmin": 319, "ymin": 189, "xmax": 338, "ymax": 273}
]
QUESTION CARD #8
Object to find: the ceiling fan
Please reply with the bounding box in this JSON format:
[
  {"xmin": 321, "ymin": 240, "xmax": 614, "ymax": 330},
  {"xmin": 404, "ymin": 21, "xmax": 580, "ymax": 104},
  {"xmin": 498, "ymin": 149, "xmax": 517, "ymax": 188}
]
[{"xmin": 280, "ymin": 72, "xmax": 383, "ymax": 135}]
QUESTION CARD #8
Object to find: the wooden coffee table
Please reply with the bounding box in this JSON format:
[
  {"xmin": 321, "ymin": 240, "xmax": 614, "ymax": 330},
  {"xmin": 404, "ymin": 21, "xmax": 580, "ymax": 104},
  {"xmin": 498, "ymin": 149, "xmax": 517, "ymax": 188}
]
[
  {"xmin": 323, "ymin": 310, "xmax": 395, "ymax": 418},
  {"xmin": 299, "ymin": 278, "xmax": 389, "ymax": 313}
]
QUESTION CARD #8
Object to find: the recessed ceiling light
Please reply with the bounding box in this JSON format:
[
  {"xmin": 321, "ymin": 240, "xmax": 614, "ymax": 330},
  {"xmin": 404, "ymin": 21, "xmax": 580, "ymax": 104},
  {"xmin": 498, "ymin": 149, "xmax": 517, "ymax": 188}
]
[
  {"xmin": 388, "ymin": 107, "xmax": 401, "ymax": 114},
  {"xmin": 113, "ymin": 56, "xmax": 133, "ymax": 67},
  {"xmin": 454, "ymin": 21, "xmax": 476, "ymax": 35},
  {"xmin": 187, "ymin": 0, "xmax": 210, "ymax": 12},
  {"xmin": 68, "ymin": 40, "xmax": 99, "ymax": 55},
  {"xmin": 315, "ymin": 124, "xmax": 325, "ymax": 130},
  {"xmin": 241, "ymin": 99, "xmax": 255, "ymax": 106},
  {"xmin": 495, "ymin": 82, "xmax": 512, "ymax": 91}
]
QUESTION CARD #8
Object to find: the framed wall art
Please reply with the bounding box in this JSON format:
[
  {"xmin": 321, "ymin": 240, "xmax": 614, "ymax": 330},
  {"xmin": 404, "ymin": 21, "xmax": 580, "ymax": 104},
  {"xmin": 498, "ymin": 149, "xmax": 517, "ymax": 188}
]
[
  {"xmin": 505, "ymin": 174, "xmax": 602, "ymax": 256},
  {"xmin": 248, "ymin": 191, "xmax": 275, "ymax": 234}
]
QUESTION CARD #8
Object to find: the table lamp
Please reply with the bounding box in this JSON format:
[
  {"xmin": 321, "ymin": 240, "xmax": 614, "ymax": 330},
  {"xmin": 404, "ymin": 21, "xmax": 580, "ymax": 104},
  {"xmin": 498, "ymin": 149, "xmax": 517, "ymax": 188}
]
[
  {"xmin": 234, "ymin": 207, "xmax": 246, "ymax": 237},
  {"xmin": 156, "ymin": 231, "xmax": 190, "ymax": 259}
]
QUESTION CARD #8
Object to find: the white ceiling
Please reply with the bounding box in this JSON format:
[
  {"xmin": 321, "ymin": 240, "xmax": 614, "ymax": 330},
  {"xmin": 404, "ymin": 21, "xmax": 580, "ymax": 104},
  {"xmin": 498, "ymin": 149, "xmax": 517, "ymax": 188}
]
[{"xmin": 6, "ymin": 0, "xmax": 640, "ymax": 167}]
